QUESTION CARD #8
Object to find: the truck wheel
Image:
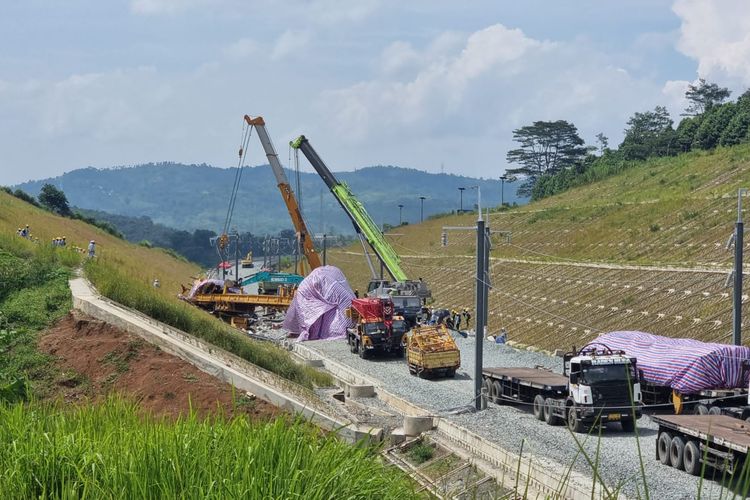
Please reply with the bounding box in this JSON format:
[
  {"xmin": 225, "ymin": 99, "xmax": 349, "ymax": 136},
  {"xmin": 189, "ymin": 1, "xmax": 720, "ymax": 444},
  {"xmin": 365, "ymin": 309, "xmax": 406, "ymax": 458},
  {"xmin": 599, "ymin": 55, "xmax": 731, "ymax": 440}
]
[
  {"xmin": 491, "ymin": 381, "xmax": 502, "ymax": 403},
  {"xmin": 543, "ymin": 398, "xmax": 560, "ymax": 426},
  {"xmin": 533, "ymin": 395, "xmax": 545, "ymax": 421},
  {"xmin": 408, "ymin": 364, "xmax": 417, "ymax": 375},
  {"xmin": 621, "ymin": 418, "xmax": 636, "ymax": 433},
  {"xmin": 357, "ymin": 341, "xmax": 368, "ymax": 359},
  {"xmin": 708, "ymin": 406, "xmax": 722, "ymax": 416},
  {"xmin": 669, "ymin": 436, "xmax": 686, "ymax": 470},
  {"xmin": 657, "ymin": 432, "xmax": 672, "ymax": 466},
  {"xmin": 445, "ymin": 369, "xmax": 456, "ymax": 378},
  {"xmin": 683, "ymin": 440, "xmax": 701, "ymax": 475},
  {"xmin": 481, "ymin": 377, "xmax": 491, "ymax": 400},
  {"xmin": 350, "ymin": 338, "xmax": 358, "ymax": 354},
  {"xmin": 695, "ymin": 404, "xmax": 709, "ymax": 415},
  {"xmin": 567, "ymin": 405, "xmax": 586, "ymax": 433}
]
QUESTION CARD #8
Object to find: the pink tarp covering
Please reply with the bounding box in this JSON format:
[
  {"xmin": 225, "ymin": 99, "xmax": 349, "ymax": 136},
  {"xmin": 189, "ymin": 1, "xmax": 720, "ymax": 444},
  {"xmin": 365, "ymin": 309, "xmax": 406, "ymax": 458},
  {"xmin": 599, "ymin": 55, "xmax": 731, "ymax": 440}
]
[
  {"xmin": 595, "ymin": 331, "xmax": 750, "ymax": 393},
  {"xmin": 283, "ymin": 266, "xmax": 354, "ymax": 341}
]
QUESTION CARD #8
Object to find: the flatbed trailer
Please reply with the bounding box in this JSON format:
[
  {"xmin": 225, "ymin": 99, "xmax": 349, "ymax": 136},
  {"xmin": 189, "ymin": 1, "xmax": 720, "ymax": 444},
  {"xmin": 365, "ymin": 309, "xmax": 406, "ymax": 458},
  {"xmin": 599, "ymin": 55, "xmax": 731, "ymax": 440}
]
[
  {"xmin": 481, "ymin": 351, "xmax": 642, "ymax": 434},
  {"xmin": 641, "ymin": 380, "xmax": 747, "ymax": 415},
  {"xmin": 652, "ymin": 414, "xmax": 750, "ymax": 476}
]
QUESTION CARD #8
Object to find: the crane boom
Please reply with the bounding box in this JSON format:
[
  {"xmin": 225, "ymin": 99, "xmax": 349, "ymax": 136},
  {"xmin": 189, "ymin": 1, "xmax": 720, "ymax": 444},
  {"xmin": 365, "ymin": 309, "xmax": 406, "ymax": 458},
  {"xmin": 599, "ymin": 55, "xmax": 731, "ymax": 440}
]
[
  {"xmin": 243, "ymin": 116, "xmax": 321, "ymax": 273},
  {"xmin": 290, "ymin": 135, "xmax": 408, "ymax": 282}
]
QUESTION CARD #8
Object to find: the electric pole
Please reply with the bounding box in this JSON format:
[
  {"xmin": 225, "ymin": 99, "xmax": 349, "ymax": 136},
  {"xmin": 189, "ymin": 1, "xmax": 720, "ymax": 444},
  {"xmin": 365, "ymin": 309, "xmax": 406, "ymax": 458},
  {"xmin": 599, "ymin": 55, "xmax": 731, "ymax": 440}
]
[{"xmin": 734, "ymin": 188, "xmax": 747, "ymax": 345}]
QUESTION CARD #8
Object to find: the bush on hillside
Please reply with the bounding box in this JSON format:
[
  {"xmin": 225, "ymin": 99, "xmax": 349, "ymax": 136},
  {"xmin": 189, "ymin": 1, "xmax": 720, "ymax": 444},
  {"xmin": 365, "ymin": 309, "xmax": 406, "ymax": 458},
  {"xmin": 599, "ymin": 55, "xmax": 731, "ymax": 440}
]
[{"xmin": 693, "ymin": 102, "xmax": 737, "ymax": 150}]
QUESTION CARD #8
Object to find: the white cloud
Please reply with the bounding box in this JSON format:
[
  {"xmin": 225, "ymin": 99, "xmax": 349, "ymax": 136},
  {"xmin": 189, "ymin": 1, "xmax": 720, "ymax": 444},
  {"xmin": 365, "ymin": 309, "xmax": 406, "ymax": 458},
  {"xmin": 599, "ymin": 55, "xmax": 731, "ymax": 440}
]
[
  {"xmin": 673, "ymin": 0, "xmax": 750, "ymax": 85},
  {"xmin": 271, "ymin": 30, "xmax": 312, "ymax": 60},
  {"xmin": 223, "ymin": 38, "xmax": 259, "ymax": 60},
  {"xmin": 662, "ymin": 79, "xmax": 691, "ymax": 118},
  {"xmin": 319, "ymin": 22, "xmax": 665, "ymax": 162}
]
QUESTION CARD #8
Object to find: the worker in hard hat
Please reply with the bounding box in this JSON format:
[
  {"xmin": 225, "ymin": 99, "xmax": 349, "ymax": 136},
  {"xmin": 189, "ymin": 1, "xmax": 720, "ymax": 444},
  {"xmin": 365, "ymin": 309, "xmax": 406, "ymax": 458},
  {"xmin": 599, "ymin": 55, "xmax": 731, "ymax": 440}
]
[
  {"xmin": 87, "ymin": 240, "xmax": 96, "ymax": 258},
  {"xmin": 60, "ymin": 236, "xmax": 66, "ymax": 247}
]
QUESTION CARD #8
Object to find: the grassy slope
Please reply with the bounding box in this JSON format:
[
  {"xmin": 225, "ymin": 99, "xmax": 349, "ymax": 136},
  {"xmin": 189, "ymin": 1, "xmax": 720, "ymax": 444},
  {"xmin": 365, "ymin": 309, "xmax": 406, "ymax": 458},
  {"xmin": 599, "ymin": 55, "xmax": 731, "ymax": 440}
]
[
  {"xmin": 328, "ymin": 145, "xmax": 750, "ymax": 351},
  {"xmin": 0, "ymin": 191, "xmax": 330, "ymax": 388},
  {"xmin": 0, "ymin": 190, "xmax": 199, "ymax": 295}
]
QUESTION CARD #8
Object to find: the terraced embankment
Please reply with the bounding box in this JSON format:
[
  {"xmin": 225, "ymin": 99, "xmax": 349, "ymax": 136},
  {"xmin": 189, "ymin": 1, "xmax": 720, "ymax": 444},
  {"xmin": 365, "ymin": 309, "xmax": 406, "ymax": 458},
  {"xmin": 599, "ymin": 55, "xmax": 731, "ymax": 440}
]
[{"xmin": 329, "ymin": 144, "xmax": 750, "ymax": 351}]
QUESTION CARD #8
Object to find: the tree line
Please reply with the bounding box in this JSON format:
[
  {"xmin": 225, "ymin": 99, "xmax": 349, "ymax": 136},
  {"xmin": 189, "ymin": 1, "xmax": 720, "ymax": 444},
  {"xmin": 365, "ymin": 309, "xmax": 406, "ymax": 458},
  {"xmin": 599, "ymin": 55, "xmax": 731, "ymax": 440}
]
[{"xmin": 506, "ymin": 79, "xmax": 746, "ymax": 200}]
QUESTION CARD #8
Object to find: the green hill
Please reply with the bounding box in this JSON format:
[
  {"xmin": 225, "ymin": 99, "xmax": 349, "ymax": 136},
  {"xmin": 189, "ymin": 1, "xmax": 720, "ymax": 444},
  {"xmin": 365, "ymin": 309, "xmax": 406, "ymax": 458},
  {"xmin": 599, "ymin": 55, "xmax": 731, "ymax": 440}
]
[
  {"xmin": 16, "ymin": 163, "xmax": 523, "ymax": 235},
  {"xmin": 328, "ymin": 144, "xmax": 750, "ymax": 352}
]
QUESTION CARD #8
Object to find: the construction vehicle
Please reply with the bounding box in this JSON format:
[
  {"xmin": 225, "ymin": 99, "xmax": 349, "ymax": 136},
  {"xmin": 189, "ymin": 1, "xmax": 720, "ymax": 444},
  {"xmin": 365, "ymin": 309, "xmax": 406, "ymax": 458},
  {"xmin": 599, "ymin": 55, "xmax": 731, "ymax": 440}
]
[
  {"xmin": 405, "ymin": 324, "xmax": 461, "ymax": 378},
  {"xmin": 652, "ymin": 414, "xmax": 750, "ymax": 477},
  {"xmin": 289, "ymin": 135, "xmax": 429, "ymax": 324},
  {"xmin": 243, "ymin": 116, "xmax": 321, "ymax": 275},
  {"xmin": 482, "ymin": 344, "xmax": 642, "ymax": 433},
  {"xmin": 596, "ymin": 331, "xmax": 750, "ymax": 415},
  {"xmin": 346, "ymin": 297, "xmax": 408, "ymax": 358}
]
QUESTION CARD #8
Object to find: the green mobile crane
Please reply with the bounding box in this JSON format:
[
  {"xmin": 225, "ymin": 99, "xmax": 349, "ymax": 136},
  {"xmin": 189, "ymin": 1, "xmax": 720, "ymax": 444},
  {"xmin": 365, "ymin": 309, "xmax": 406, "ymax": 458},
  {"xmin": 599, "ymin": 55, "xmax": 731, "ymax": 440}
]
[{"xmin": 290, "ymin": 135, "xmax": 430, "ymax": 324}]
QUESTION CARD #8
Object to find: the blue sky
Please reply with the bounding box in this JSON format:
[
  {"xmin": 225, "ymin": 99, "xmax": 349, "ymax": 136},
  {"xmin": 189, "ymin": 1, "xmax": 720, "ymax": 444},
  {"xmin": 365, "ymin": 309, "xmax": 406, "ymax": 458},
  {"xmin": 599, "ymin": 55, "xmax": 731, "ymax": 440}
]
[{"xmin": 1, "ymin": 0, "xmax": 749, "ymax": 184}]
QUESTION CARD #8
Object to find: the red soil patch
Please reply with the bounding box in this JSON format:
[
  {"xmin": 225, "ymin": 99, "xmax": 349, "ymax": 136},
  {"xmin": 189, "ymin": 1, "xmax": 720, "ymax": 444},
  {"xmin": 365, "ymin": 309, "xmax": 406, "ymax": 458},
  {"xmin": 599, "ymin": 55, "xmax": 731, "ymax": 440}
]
[{"xmin": 39, "ymin": 312, "xmax": 281, "ymax": 421}]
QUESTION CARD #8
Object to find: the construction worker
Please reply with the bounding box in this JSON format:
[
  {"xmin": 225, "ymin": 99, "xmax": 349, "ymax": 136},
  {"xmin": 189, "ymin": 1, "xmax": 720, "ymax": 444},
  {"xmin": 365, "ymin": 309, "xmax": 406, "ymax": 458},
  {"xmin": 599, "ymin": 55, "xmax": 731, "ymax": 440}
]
[
  {"xmin": 87, "ymin": 240, "xmax": 96, "ymax": 258},
  {"xmin": 21, "ymin": 225, "xmax": 29, "ymax": 238},
  {"xmin": 354, "ymin": 289, "xmax": 360, "ymax": 299},
  {"xmin": 454, "ymin": 309, "xmax": 462, "ymax": 330},
  {"xmin": 153, "ymin": 278, "xmax": 160, "ymax": 288},
  {"xmin": 463, "ymin": 308, "xmax": 471, "ymax": 329},
  {"xmin": 60, "ymin": 236, "xmax": 66, "ymax": 248}
]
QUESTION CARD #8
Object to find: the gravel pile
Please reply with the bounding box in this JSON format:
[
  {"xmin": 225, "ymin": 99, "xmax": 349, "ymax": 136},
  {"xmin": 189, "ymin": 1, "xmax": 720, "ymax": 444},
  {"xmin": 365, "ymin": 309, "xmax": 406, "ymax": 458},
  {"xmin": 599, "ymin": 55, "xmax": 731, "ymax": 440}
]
[{"xmin": 305, "ymin": 335, "xmax": 733, "ymax": 499}]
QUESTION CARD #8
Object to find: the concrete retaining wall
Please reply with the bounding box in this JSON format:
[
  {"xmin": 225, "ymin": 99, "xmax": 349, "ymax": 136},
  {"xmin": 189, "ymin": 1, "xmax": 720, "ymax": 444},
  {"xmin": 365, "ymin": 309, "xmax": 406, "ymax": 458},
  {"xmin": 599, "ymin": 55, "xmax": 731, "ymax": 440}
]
[
  {"xmin": 292, "ymin": 340, "xmax": 603, "ymax": 499},
  {"xmin": 69, "ymin": 278, "xmax": 380, "ymax": 444}
]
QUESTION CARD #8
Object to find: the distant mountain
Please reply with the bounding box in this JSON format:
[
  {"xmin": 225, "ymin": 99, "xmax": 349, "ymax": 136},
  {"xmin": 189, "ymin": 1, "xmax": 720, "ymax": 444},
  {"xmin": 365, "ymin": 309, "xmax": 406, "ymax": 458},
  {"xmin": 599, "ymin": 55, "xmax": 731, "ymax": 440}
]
[{"xmin": 16, "ymin": 163, "xmax": 524, "ymax": 235}]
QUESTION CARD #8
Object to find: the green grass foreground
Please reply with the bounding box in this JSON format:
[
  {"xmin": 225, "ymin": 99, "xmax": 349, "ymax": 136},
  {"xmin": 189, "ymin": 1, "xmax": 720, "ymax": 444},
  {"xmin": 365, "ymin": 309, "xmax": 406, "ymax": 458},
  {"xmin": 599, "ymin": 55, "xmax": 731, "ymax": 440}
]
[
  {"xmin": 0, "ymin": 398, "xmax": 421, "ymax": 499},
  {"xmin": 84, "ymin": 258, "xmax": 333, "ymax": 389}
]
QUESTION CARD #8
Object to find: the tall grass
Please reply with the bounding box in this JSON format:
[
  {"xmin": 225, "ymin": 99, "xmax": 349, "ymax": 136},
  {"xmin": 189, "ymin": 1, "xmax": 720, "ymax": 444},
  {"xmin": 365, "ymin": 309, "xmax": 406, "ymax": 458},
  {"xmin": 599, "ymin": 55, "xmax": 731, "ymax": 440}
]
[
  {"xmin": 84, "ymin": 258, "xmax": 332, "ymax": 389},
  {"xmin": 0, "ymin": 397, "xmax": 420, "ymax": 499},
  {"xmin": 0, "ymin": 241, "xmax": 77, "ymax": 401}
]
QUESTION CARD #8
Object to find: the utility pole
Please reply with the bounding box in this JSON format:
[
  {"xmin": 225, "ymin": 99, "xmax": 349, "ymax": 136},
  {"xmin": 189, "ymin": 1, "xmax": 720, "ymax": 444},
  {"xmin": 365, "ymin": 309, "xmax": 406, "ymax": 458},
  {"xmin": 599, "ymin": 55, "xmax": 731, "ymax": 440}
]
[
  {"xmin": 734, "ymin": 189, "xmax": 748, "ymax": 345},
  {"xmin": 419, "ymin": 196, "xmax": 427, "ymax": 222},
  {"xmin": 475, "ymin": 208, "xmax": 486, "ymax": 410},
  {"xmin": 398, "ymin": 204, "xmax": 404, "ymax": 225},
  {"xmin": 458, "ymin": 187, "xmax": 465, "ymax": 213},
  {"xmin": 323, "ymin": 233, "xmax": 327, "ymax": 266},
  {"xmin": 500, "ymin": 175, "xmax": 508, "ymax": 207},
  {"xmin": 234, "ymin": 230, "xmax": 240, "ymax": 281},
  {"xmin": 440, "ymin": 186, "xmax": 509, "ymax": 411}
]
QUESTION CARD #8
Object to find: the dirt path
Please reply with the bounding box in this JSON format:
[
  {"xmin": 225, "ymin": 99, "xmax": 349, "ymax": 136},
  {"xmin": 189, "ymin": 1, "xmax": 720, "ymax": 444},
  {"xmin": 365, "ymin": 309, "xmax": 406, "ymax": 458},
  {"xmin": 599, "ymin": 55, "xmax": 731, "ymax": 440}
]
[{"xmin": 39, "ymin": 312, "xmax": 281, "ymax": 421}]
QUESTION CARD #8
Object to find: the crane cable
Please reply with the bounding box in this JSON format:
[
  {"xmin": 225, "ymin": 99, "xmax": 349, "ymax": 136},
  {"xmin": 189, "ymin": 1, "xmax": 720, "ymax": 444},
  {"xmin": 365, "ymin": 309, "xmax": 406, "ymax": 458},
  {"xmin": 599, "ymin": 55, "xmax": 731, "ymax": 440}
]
[{"xmin": 221, "ymin": 121, "xmax": 254, "ymax": 247}]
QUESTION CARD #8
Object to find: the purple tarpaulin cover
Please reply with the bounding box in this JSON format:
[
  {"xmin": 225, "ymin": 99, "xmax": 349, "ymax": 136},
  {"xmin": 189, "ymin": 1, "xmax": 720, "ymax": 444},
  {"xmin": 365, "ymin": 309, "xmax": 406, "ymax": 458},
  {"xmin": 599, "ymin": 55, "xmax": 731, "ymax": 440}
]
[
  {"xmin": 283, "ymin": 266, "xmax": 355, "ymax": 341},
  {"xmin": 594, "ymin": 331, "xmax": 750, "ymax": 393}
]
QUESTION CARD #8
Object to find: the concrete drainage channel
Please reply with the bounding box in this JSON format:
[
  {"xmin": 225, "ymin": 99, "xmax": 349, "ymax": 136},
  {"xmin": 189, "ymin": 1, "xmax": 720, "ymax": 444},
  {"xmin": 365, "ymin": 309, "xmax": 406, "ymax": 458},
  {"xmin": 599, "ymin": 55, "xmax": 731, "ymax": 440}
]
[
  {"xmin": 70, "ymin": 277, "xmax": 599, "ymax": 499},
  {"xmin": 68, "ymin": 278, "xmax": 380, "ymax": 444},
  {"xmin": 292, "ymin": 343, "xmax": 603, "ymax": 499}
]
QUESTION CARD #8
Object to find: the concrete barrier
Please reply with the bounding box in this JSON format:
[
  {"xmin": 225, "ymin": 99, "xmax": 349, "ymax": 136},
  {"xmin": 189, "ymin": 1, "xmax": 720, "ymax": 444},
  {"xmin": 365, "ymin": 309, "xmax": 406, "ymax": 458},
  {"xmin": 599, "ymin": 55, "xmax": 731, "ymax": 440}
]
[
  {"xmin": 345, "ymin": 384, "xmax": 375, "ymax": 398},
  {"xmin": 403, "ymin": 415, "xmax": 433, "ymax": 436},
  {"xmin": 69, "ymin": 278, "xmax": 381, "ymax": 444}
]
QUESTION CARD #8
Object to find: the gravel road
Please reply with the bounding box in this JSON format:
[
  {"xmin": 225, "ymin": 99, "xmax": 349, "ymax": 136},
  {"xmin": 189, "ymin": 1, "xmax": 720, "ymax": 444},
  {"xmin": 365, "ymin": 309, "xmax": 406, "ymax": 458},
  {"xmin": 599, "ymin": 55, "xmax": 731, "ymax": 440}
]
[{"xmin": 305, "ymin": 335, "xmax": 734, "ymax": 499}]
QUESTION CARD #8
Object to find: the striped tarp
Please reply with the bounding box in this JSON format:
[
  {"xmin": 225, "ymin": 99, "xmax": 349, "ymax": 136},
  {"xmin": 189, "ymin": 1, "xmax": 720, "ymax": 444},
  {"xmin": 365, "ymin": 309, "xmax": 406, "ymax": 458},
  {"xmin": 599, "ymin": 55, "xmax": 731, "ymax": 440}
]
[
  {"xmin": 283, "ymin": 265, "xmax": 355, "ymax": 341},
  {"xmin": 594, "ymin": 331, "xmax": 750, "ymax": 393}
]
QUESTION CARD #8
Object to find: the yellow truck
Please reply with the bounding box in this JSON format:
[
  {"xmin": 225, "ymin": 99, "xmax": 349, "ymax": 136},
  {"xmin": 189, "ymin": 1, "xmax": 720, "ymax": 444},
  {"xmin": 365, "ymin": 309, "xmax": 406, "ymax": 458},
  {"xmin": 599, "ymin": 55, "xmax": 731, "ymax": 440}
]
[{"xmin": 405, "ymin": 325, "xmax": 461, "ymax": 378}]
